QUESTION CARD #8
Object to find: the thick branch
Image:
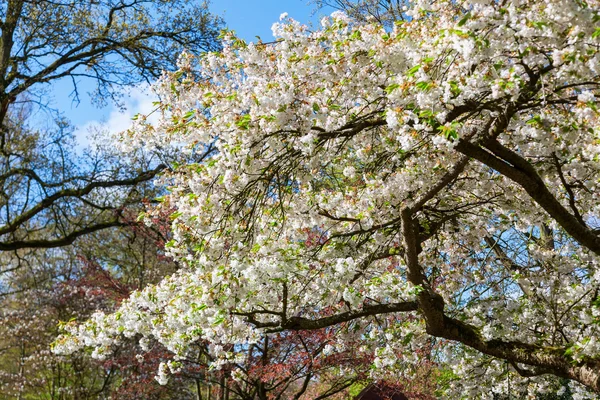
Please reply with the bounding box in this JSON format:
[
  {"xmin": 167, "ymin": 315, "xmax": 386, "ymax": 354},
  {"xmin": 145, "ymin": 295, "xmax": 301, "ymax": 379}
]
[
  {"xmin": 0, "ymin": 164, "xmax": 165, "ymax": 238},
  {"xmin": 236, "ymin": 301, "xmax": 418, "ymax": 332},
  {"xmin": 455, "ymin": 139, "xmax": 600, "ymax": 255},
  {"xmin": 0, "ymin": 219, "xmax": 127, "ymax": 251}
]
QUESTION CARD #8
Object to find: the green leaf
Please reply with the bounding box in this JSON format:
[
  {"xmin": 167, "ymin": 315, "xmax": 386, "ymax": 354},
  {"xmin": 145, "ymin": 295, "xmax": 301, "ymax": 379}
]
[
  {"xmin": 564, "ymin": 345, "xmax": 576, "ymax": 358},
  {"xmin": 235, "ymin": 114, "xmax": 251, "ymax": 130},
  {"xmin": 418, "ymin": 109, "xmax": 433, "ymax": 118},
  {"xmin": 385, "ymin": 83, "xmax": 400, "ymax": 94},
  {"xmin": 350, "ymin": 30, "xmax": 362, "ymax": 40},
  {"xmin": 193, "ymin": 242, "xmax": 205, "ymax": 252},
  {"xmin": 409, "ymin": 285, "xmax": 425, "ymax": 295},
  {"xmin": 406, "ymin": 64, "xmax": 421, "ymax": 77},
  {"xmin": 192, "ymin": 303, "xmax": 208, "ymax": 312},
  {"xmin": 592, "ymin": 27, "xmax": 600, "ymax": 39},
  {"xmin": 415, "ymin": 81, "xmax": 432, "ymax": 91},
  {"xmin": 312, "ymin": 102, "xmax": 320, "ymax": 112},
  {"xmin": 526, "ymin": 115, "xmax": 542, "ymax": 126},
  {"xmin": 457, "ymin": 12, "xmax": 471, "ymax": 27},
  {"xmin": 448, "ymin": 80, "xmax": 460, "ymax": 95},
  {"xmin": 438, "ymin": 125, "xmax": 458, "ymax": 140}
]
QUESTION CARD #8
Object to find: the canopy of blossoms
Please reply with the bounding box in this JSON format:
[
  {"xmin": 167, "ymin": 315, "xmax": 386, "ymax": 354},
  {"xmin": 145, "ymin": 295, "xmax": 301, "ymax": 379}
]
[{"xmin": 54, "ymin": 0, "xmax": 600, "ymax": 397}]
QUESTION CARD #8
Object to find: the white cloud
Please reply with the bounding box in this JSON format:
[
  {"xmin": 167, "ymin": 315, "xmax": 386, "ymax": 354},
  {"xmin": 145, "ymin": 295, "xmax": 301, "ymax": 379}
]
[{"xmin": 74, "ymin": 84, "xmax": 158, "ymax": 150}]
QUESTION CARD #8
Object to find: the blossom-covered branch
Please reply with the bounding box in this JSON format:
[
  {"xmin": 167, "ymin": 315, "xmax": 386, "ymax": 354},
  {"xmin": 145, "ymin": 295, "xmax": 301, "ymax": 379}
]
[{"xmin": 55, "ymin": 1, "xmax": 600, "ymax": 397}]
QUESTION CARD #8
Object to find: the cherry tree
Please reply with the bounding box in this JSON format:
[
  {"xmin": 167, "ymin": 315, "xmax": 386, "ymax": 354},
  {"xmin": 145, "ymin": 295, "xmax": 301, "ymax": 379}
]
[{"xmin": 55, "ymin": 0, "xmax": 600, "ymax": 397}]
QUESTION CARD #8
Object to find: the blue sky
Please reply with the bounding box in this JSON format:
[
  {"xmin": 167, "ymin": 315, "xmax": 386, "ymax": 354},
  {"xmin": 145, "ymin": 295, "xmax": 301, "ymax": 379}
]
[
  {"xmin": 211, "ymin": 0, "xmax": 321, "ymax": 42},
  {"xmin": 56, "ymin": 0, "xmax": 333, "ymax": 145}
]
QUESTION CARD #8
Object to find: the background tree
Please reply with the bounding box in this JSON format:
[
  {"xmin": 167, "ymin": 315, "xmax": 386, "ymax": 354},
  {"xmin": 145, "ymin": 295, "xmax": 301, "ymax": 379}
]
[
  {"xmin": 0, "ymin": 203, "xmax": 184, "ymax": 399},
  {"xmin": 310, "ymin": 0, "xmax": 407, "ymax": 27},
  {"xmin": 0, "ymin": 0, "xmax": 223, "ymax": 252}
]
